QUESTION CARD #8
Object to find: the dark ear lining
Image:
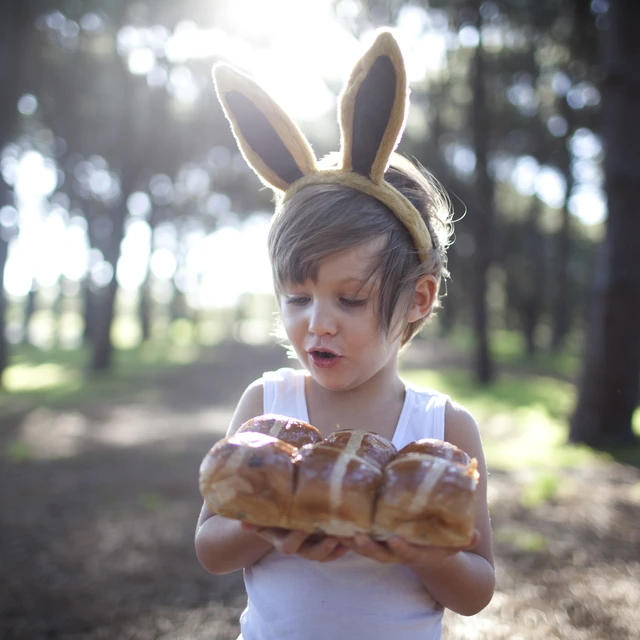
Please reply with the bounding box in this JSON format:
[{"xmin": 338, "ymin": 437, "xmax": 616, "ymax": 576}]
[
  {"xmin": 351, "ymin": 55, "xmax": 396, "ymax": 178},
  {"xmin": 225, "ymin": 91, "xmax": 305, "ymax": 185}
]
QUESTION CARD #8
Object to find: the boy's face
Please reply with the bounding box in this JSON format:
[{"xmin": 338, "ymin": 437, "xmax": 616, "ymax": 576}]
[{"xmin": 278, "ymin": 239, "xmax": 404, "ymax": 393}]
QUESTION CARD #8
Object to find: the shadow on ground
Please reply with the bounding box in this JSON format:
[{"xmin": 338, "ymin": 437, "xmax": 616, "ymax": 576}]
[{"xmin": 1, "ymin": 341, "xmax": 638, "ymax": 640}]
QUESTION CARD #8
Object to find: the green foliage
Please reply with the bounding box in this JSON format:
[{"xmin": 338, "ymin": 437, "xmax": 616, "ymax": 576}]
[
  {"xmin": 402, "ymin": 366, "xmax": 574, "ymax": 421},
  {"xmin": 520, "ymin": 471, "xmax": 560, "ymax": 508},
  {"xmin": 138, "ymin": 492, "xmax": 165, "ymax": 512},
  {"xmin": 445, "ymin": 326, "xmax": 581, "ymax": 379},
  {"xmin": 169, "ymin": 318, "xmax": 197, "ymax": 346},
  {"xmin": 494, "ymin": 526, "xmax": 549, "ymax": 553},
  {"xmin": 401, "ymin": 366, "xmax": 601, "ymax": 472},
  {"xmin": 0, "ymin": 341, "xmax": 201, "ymax": 420},
  {"xmin": 5, "ymin": 440, "xmax": 31, "ymax": 463}
]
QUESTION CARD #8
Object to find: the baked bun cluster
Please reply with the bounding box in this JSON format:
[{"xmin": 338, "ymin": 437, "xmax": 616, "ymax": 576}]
[{"xmin": 199, "ymin": 414, "xmax": 479, "ymax": 547}]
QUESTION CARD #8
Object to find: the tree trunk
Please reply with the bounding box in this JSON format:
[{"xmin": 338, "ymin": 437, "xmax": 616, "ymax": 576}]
[
  {"xmin": 89, "ymin": 279, "xmax": 119, "ymax": 371},
  {"xmin": 82, "ymin": 276, "xmax": 95, "ymax": 346},
  {"xmin": 89, "ymin": 202, "xmax": 128, "ymax": 371},
  {"xmin": 521, "ymin": 198, "xmax": 545, "ymax": 357},
  {"xmin": 470, "ymin": 5, "xmax": 495, "ymax": 384},
  {"xmin": 0, "ymin": 219, "xmax": 9, "ymax": 379},
  {"xmin": 22, "ymin": 284, "xmax": 37, "ymax": 341},
  {"xmin": 551, "ymin": 2, "xmax": 586, "ymax": 353},
  {"xmin": 552, "ymin": 191, "xmax": 573, "ymax": 352},
  {"xmin": 138, "ymin": 271, "xmax": 152, "ymax": 342},
  {"xmin": 569, "ymin": 0, "xmax": 640, "ymax": 446},
  {"xmin": 89, "ymin": 53, "xmax": 142, "ymax": 371},
  {"xmin": 0, "ymin": 2, "xmax": 33, "ymax": 383},
  {"xmin": 0, "ymin": 176, "xmax": 17, "ymax": 380}
]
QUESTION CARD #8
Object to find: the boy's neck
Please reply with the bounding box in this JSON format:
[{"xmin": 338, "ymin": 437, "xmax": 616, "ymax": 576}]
[{"xmin": 304, "ymin": 362, "xmax": 406, "ymax": 439}]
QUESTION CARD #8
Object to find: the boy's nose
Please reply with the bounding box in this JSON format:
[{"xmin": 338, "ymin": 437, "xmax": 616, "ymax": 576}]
[{"xmin": 308, "ymin": 303, "xmax": 337, "ymax": 336}]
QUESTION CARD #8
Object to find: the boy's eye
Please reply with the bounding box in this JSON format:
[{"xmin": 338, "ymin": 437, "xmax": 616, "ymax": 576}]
[
  {"xmin": 340, "ymin": 297, "xmax": 367, "ymax": 307},
  {"xmin": 285, "ymin": 296, "xmax": 309, "ymax": 305}
]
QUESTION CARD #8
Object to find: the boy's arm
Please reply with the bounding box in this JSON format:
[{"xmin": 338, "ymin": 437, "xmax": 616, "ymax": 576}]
[
  {"xmin": 194, "ymin": 380, "xmax": 274, "ymax": 575},
  {"xmin": 401, "ymin": 402, "xmax": 495, "ymax": 615},
  {"xmin": 346, "ymin": 402, "xmax": 495, "ymax": 616}
]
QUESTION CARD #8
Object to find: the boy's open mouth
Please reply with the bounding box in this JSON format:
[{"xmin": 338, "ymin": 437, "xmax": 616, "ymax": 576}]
[
  {"xmin": 314, "ymin": 350, "xmax": 336, "ymax": 359},
  {"xmin": 308, "ymin": 349, "xmax": 342, "ymax": 368}
]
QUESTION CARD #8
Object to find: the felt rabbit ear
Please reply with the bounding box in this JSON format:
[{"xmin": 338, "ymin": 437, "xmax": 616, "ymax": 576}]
[
  {"xmin": 213, "ymin": 64, "xmax": 318, "ymax": 191},
  {"xmin": 338, "ymin": 31, "xmax": 409, "ymax": 184}
]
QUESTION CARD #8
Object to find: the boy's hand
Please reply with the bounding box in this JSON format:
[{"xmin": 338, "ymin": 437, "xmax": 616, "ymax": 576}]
[
  {"xmin": 241, "ymin": 523, "xmax": 350, "ymax": 562},
  {"xmin": 343, "ymin": 531, "xmax": 480, "ymax": 568}
]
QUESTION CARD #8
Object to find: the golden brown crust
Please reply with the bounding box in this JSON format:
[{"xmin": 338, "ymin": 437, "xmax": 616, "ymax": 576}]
[
  {"xmin": 395, "ymin": 438, "xmax": 471, "ymax": 466},
  {"xmin": 199, "ymin": 432, "xmax": 297, "ymax": 529},
  {"xmin": 372, "ymin": 453, "xmax": 479, "ymax": 547},
  {"xmin": 289, "ymin": 443, "xmax": 383, "ymax": 536},
  {"xmin": 237, "ymin": 414, "xmax": 323, "ymax": 448},
  {"xmin": 198, "ymin": 423, "xmax": 480, "ymax": 545},
  {"xmin": 324, "ymin": 429, "xmax": 397, "ymax": 469}
]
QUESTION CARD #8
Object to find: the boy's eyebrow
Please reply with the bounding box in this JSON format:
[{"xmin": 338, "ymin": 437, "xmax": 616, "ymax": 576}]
[
  {"xmin": 281, "ymin": 274, "xmax": 377, "ymax": 288},
  {"xmin": 337, "ymin": 276, "xmax": 375, "ymax": 287}
]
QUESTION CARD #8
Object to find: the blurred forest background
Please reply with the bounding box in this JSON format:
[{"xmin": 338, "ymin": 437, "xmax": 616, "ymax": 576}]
[
  {"xmin": 1, "ymin": 0, "xmax": 639, "ymax": 447},
  {"xmin": 2, "ymin": 0, "xmax": 639, "ymax": 447},
  {"xmin": 1, "ymin": 1, "xmax": 640, "ymax": 639}
]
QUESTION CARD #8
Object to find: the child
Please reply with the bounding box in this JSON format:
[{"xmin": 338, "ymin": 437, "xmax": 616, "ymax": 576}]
[{"xmin": 195, "ymin": 31, "xmax": 495, "ymax": 640}]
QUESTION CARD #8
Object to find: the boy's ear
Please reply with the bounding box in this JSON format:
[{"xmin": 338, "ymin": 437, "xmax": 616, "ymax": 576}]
[
  {"xmin": 408, "ymin": 275, "xmax": 438, "ymax": 323},
  {"xmin": 213, "ymin": 64, "xmax": 318, "ymax": 191},
  {"xmin": 338, "ymin": 31, "xmax": 409, "ymax": 184}
]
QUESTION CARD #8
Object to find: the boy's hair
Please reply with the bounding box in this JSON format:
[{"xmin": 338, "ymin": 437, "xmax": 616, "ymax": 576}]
[{"xmin": 268, "ymin": 153, "xmax": 453, "ymax": 347}]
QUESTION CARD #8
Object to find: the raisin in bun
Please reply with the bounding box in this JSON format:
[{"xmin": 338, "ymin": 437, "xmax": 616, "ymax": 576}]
[
  {"xmin": 372, "ymin": 454, "xmax": 479, "ymax": 547},
  {"xmin": 395, "ymin": 438, "xmax": 471, "ymax": 466},
  {"xmin": 236, "ymin": 414, "xmax": 323, "ymax": 448},
  {"xmin": 289, "ymin": 443, "xmax": 383, "ymax": 537},
  {"xmin": 324, "ymin": 429, "xmax": 397, "ymax": 469},
  {"xmin": 199, "ymin": 432, "xmax": 297, "ymax": 529}
]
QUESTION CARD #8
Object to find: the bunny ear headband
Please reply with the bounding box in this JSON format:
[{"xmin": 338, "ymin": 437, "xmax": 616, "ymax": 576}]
[{"xmin": 212, "ymin": 30, "xmax": 433, "ymax": 261}]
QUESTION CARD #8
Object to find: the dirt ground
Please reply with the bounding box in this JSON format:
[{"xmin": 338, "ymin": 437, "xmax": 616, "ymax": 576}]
[{"xmin": 0, "ymin": 341, "xmax": 638, "ymax": 640}]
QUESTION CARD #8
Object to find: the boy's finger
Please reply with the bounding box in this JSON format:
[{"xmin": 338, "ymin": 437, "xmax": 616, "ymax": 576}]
[
  {"xmin": 353, "ymin": 534, "xmax": 394, "ymax": 563},
  {"xmin": 321, "ymin": 544, "xmax": 350, "ymax": 562},
  {"xmin": 278, "ymin": 530, "xmax": 310, "ymax": 554},
  {"xmin": 303, "ymin": 536, "xmax": 338, "ymax": 561}
]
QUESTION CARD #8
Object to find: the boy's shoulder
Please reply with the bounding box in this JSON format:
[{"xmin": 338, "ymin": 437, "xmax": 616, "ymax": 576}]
[
  {"xmin": 443, "ymin": 400, "xmax": 482, "ymax": 457},
  {"xmin": 227, "ymin": 378, "xmax": 266, "ymax": 436},
  {"xmin": 403, "ymin": 377, "xmax": 450, "ymax": 405},
  {"xmin": 237, "ymin": 368, "xmax": 304, "ymax": 403},
  {"xmin": 444, "ymin": 398, "xmax": 477, "ymax": 426},
  {"xmin": 402, "ymin": 378, "xmax": 480, "ymax": 447},
  {"xmin": 403, "ymin": 379, "xmax": 472, "ymax": 417}
]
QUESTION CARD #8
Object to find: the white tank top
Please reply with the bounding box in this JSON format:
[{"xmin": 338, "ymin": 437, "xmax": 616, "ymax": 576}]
[{"xmin": 239, "ymin": 367, "xmax": 450, "ymax": 640}]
